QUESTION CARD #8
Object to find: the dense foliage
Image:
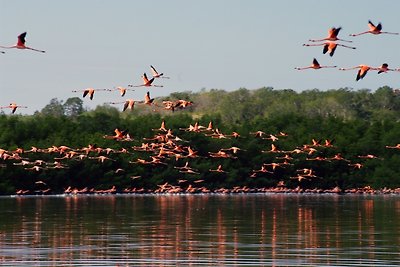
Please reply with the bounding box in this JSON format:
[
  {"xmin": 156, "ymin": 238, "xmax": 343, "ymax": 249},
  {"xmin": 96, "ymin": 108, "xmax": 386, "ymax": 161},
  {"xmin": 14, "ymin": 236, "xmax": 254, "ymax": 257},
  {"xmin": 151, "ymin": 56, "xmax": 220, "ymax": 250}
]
[{"xmin": 1, "ymin": 86, "xmax": 400, "ymax": 194}]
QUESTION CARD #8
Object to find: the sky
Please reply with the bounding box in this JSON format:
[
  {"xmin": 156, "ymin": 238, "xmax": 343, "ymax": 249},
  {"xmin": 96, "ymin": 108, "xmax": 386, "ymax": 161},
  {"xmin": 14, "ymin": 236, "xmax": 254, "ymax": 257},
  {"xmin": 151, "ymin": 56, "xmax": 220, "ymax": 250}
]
[{"xmin": 1, "ymin": 0, "xmax": 400, "ymax": 114}]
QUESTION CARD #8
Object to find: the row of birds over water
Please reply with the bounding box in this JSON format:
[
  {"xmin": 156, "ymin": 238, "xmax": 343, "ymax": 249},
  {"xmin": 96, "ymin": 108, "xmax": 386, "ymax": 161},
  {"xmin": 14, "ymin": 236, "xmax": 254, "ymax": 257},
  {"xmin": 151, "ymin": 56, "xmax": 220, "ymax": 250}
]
[
  {"xmin": 1, "ymin": 20, "xmax": 400, "ymax": 114},
  {"xmin": 2, "ymin": 119, "xmax": 400, "ymax": 195}
]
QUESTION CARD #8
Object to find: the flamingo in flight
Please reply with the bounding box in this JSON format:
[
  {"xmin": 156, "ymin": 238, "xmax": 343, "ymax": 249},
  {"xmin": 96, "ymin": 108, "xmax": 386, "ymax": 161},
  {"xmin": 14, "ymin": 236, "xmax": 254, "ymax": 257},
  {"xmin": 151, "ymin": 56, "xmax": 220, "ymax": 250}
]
[
  {"xmin": 339, "ymin": 65, "xmax": 374, "ymax": 81},
  {"xmin": 295, "ymin": 58, "xmax": 337, "ymax": 70},
  {"xmin": 128, "ymin": 73, "xmax": 163, "ymax": 88},
  {"xmin": 303, "ymin": 41, "xmax": 356, "ymax": 57},
  {"xmin": 144, "ymin": 91, "xmax": 155, "ymax": 105},
  {"xmin": 72, "ymin": 88, "xmax": 109, "ymax": 100},
  {"xmin": 110, "ymin": 86, "xmax": 135, "ymax": 97},
  {"xmin": 350, "ymin": 20, "xmax": 399, "ymax": 36},
  {"xmin": 309, "ymin": 27, "xmax": 352, "ymax": 43},
  {"xmin": 0, "ymin": 32, "xmax": 45, "ymax": 53},
  {"xmin": 108, "ymin": 99, "xmax": 139, "ymax": 111},
  {"xmin": 150, "ymin": 65, "xmax": 170, "ymax": 79},
  {"xmin": 374, "ymin": 63, "xmax": 399, "ymax": 74},
  {"xmin": 0, "ymin": 103, "xmax": 28, "ymax": 114}
]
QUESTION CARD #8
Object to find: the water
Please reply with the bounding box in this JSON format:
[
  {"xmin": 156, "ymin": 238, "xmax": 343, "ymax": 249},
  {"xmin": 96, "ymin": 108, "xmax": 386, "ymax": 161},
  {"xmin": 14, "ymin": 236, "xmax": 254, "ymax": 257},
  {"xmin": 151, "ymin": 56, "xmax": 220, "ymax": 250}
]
[{"xmin": 0, "ymin": 194, "xmax": 399, "ymax": 266}]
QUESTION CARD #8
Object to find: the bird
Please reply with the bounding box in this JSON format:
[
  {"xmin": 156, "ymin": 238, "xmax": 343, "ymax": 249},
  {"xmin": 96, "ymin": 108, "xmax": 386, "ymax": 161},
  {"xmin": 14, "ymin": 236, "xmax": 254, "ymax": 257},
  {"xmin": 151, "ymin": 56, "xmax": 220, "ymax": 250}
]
[
  {"xmin": 103, "ymin": 128, "xmax": 129, "ymax": 140},
  {"xmin": 339, "ymin": 65, "xmax": 373, "ymax": 81},
  {"xmin": 209, "ymin": 164, "xmax": 228, "ymax": 173},
  {"xmin": 349, "ymin": 20, "xmax": 399, "ymax": 36},
  {"xmin": 150, "ymin": 65, "xmax": 170, "ymax": 79},
  {"xmin": 374, "ymin": 63, "xmax": 396, "ymax": 74},
  {"xmin": 110, "ymin": 86, "xmax": 135, "ymax": 97},
  {"xmin": 128, "ymin": 73, "xmax": 163, "ymax": 88},
  {"xmin": 143, "ymin": 91, "xmax": 155, "ymax": 106},
  {"xmin": 309, "ymin": 27, "xmax": 352, "ymax": 43},
  {"xmin": 108, "ymin": 99, "xmax": 138, "ymax": 111},
  {"xmin": 0, "ymin": 32, "xmax": 45, "ymax": 53},
  {"xmin": 295, "ymin": 58, "xmax": 337, "ymax": 70},
  {"xmin": 386, "ymin": 144, "xmax": 400, "ymax": 149},
  {"xmin": 72, "ymin": 88, "xmax": 109, "ymax": 100},
  {"xmin": 122, "ymin": 99, "xmax": 137, "ymax": 111},
  {"xmin": 0, "ymin": 103, "xmax": 28, "ymax": 114},
  {"xmin": 303, "ymin": 41, "xmax": 356, "ymax": 57},
  {"xmin": 174, "ymin": 99, "xmax": 194, "ymax": 109}
]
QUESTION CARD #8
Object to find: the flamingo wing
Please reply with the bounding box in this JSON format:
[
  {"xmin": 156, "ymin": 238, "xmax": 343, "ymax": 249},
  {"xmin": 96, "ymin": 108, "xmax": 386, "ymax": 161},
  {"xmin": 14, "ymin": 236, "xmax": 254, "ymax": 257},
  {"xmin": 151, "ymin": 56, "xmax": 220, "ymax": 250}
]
[
  {"xmin": 17, "ymin": 32, "xmax": 27, "ymax": 46},
  {"xmin": 83, "ymin": 90, "xmax": 89, "ymax": 98},
  {"xmin": 312, "ymin": 58, "xmax": 320, "ymax": 67},
  {"xmin": 123, "ymin": 101, "xmax": 129, "ymax": 111},
  {"xmin": 329, "ymin": 45, "xmax": 337, "ymax": 57},
  {"xmin": 322, "ymin": 43, "xmax": 329, "ymax": 54}
]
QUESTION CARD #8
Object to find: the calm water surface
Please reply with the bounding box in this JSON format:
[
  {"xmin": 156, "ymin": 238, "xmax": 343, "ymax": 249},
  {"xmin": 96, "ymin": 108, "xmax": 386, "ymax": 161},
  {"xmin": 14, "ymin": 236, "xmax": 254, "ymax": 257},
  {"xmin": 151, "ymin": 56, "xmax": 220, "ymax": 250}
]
[{"xmin": 0, "ymin": 194, "xmax": 399, "ymax": 266}]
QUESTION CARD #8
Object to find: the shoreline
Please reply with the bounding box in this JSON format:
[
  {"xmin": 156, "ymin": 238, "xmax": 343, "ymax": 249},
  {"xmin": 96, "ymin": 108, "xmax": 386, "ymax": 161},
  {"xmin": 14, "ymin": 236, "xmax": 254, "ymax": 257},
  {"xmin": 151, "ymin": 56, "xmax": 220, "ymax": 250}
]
[{"xmin": 9, "ymin": 185, "xmax": 400, "ymax": 196}]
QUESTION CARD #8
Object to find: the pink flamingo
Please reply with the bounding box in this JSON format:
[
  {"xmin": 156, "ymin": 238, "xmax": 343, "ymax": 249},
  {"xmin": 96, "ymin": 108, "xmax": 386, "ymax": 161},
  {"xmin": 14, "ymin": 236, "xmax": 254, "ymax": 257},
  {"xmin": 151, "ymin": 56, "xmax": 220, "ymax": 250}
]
[
  {"xmin": 0, "ymin": 32, "xmax": 45, "ymax": 53},
  {"xmin": 339, "ymin": 65, "xmax": 374, "ymax": 81},
  {"xmin": 303, "ymin": 41, "xmax": 356, "ymax": 57},
  {"xmin": 150, "ymin": 65, "xmax": 170, "ymax": 79},
  {"xmin": 309, "ymin": 27, "xmax": 352, "ymax": 42},
  {"xmin": 295, "ymin": 58, "xmax": 337, "ymax": 70},
  {"xmin": 0, "ymin": 103, "xmax": 28, "ymax": 114},
  {"xmin": 128, "ymin": 73, "xmax": 163, "ymax": 88},
  {"xmin": 350, "ymin": 20, "xmax": 399, "ymax": 36},
  {"xmin": 72, "ymin": 88, "xmax": 109, "ymax": 100}
]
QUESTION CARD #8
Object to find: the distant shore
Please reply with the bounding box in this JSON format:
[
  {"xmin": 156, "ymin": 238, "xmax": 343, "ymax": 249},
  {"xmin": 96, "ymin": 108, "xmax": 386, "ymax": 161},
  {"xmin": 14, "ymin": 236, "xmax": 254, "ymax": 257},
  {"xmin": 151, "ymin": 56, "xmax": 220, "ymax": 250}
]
[{"xmin": 10, "ymin": 185, "xmax": 400, "ymax": 196}]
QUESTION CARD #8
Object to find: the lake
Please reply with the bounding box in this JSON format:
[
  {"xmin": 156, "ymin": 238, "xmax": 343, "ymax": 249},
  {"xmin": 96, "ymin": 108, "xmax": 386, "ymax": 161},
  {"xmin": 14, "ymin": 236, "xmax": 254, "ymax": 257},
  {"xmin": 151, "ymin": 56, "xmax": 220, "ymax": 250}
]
[{"xmin": 0, "ymin": 193, "xmax": 399, "ymax": 266}]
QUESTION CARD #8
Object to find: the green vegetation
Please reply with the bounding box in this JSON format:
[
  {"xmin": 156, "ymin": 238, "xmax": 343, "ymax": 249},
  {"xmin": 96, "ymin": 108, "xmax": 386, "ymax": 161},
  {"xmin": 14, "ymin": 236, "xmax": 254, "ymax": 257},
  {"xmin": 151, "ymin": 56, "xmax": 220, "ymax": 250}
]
[{"xmin": 1, "ymin": 86, "xmax": 400, "ymax": 194}]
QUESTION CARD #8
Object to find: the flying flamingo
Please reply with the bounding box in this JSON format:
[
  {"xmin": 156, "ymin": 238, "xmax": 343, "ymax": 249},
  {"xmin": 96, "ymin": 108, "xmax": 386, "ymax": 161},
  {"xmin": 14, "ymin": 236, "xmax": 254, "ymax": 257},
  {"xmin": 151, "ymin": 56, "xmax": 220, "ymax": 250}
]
[
  {"xmin": 295, "ymin": 58, "xmax": 337, "ymax": 70},
  {"xmin": 107, "ymin": 99, "xmax": 138, "ymax": 111},
  {"xmin": 374, "ymin": 63, "xmax": 398, "ymax": 74},
  {"xmin": 339, "ymin": 65, "xmax": 373, "ymax": 81},
  {"xmin": 0, "ymin": 103, "xmax": 28, "ymax": 114},
  {"xmin": 0, "ymin": 32, "xmax": 45, "ymax": 53},
  {"xmin": 309, "ymin": 27, "xmax": 352, "ymax": 43},
  {"xmin": 128, "ymin": 73, "xmax": 163, "ymax": 88},
  {"xmin": 349, "ymin": 20, "xmax": 399, "ymax": 36},
  {"xmin": 72, "ymin": 88, "xmax": 109, "ymax": 100},
  {"xmin": 143, "ymin": 91, "xmax": 155, "ymax": 106},
  {"xmin": 303, "ymin": 41, "xmax": 356, "ymax": 57},
  {"xmin": 150, "ymin": 65, "xmax": 170, "ymax": 79},
  {"xmin": 109, "ymin": 86, "xmax": 135, "ymax": 97}
]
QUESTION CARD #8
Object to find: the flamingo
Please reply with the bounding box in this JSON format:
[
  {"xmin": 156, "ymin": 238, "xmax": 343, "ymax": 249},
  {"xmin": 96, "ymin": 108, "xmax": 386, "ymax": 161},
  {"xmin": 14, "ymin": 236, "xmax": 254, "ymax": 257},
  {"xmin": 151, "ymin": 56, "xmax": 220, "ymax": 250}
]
[
  {"xmin": 150, "ymin": 65, "xmax": 170, "ymax": 79},
  {"xmin": 174, "ymin": 99, "xmax": 193, "ymax": 109},
  {"xmin": 349, "ymin": 20, "xmax": 399, "ymax": 36},
  {"xmin": 374, "ymin": 63, "xmax": 396, "ymax": 74},
  {"xmin": 295, "ymin": 58, "xmax": 337, "ymax": 70},
  {"xmin": 386, "ymin": 144, "xmax": 400, "ymax": 149},
  {"xmin": 107, "ymin": 99, "xmax": 138, "ymax": 111},
  {"xmin": 109, "ymin": 86, "xmax": 135, "ymax": 97},
  {"xmin": 0, "ymin": 103, "xmax": 28, "ymax": 114},
  {"xmin": 303, "ymin": 41, "xmax": 356, "ymax": 57},
  {"xmin": 309, "ymin": 27, "xmax": 352, "ymax": 43},
  {"xmin": 128, "ymin": 73, "xmax": 163, "ymax": 88},
  {"xmin": 339, "ymin": 65, "xmax": 373, "ymax": 81},
  {"xmin": 72, "ymin": 88, "xmax": 109, "ymax": 100},
  {"xmin": 144, "ymin": 91, "xmax": 155, "ymax": 105},
  {"xmin": 0, "ymin": 32, "xmax": 45, "ymax": 53},
  {"xmin": 103, "ymin": 128, "xmax": 129, "ymax": 140},
  {"xmin": 209, "ymin": 164, "xmax": 228, "ymax": 173}
]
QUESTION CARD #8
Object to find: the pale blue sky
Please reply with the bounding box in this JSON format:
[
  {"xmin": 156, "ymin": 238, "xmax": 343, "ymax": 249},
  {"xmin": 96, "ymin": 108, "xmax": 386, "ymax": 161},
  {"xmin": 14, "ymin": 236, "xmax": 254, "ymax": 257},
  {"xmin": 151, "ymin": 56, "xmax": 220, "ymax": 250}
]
[{"xmin": 1, "ymin": 1, "xmax": 400, "ymax": 114}]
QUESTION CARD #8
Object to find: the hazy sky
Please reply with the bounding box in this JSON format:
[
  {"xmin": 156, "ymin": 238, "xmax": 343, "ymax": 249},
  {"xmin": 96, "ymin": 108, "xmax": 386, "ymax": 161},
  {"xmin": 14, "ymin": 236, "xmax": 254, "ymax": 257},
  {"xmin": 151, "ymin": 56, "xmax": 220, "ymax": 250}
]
[{"xmin": 1, "ymin": 1, "xmax": 400, "ymax": 114}]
